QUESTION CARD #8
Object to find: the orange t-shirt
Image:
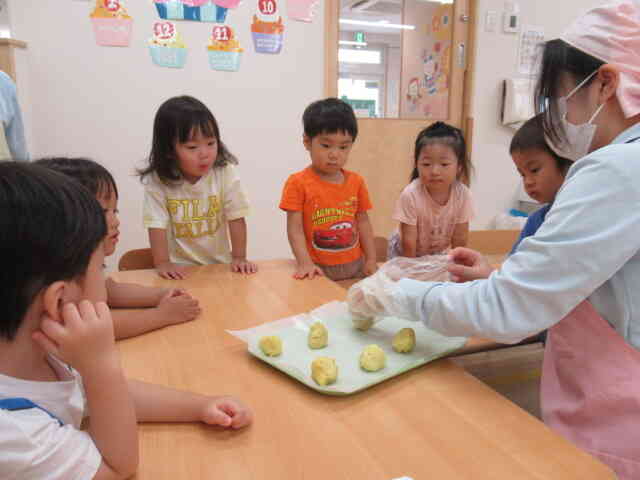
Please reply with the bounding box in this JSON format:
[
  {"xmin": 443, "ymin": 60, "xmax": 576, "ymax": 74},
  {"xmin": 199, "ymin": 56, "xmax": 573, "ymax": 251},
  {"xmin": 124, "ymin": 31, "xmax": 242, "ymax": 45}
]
[{"xmin": 279, "ymin": 167, "xmax": 373, "ymax": 266}]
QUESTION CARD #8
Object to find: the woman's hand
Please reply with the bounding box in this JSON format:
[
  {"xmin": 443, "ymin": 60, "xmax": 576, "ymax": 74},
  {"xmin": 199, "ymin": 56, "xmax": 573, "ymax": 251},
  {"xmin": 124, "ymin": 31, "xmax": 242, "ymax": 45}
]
[{"xmin": 447, "ymin": 247, "xmax": 494, "ymax": 282}]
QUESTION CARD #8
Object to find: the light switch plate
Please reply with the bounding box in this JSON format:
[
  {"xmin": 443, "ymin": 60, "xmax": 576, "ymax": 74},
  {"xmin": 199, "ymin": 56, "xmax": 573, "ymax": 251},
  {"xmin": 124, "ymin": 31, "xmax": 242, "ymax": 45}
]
[{"xmin": 485, "ymin": 10, "xmax": 498, "ymax": 32}]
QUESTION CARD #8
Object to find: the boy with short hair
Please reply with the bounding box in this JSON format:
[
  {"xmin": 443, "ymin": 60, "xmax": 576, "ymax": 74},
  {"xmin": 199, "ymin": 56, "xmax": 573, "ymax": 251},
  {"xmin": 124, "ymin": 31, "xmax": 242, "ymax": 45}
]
[
  {"xmin": 280, "ymin": 98, "xmax": 377, "ymax": 281},
  {"xmin": 0, "ymin": 162, "xmax": 252, "ymax": 480}
]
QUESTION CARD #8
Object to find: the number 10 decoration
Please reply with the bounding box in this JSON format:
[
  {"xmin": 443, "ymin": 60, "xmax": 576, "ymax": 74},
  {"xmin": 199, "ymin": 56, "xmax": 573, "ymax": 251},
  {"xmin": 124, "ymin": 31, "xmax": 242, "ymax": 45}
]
[{"xmin": 251, "ymin": 0, "xmax": 284, "ymax": 54}]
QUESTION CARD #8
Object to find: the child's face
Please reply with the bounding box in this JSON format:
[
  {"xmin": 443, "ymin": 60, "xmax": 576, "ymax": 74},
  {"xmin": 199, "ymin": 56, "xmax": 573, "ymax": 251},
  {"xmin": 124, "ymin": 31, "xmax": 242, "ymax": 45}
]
[
  {"xmin": 512, "ymin": 149, "xmax": 567, "ymax": 204},
  {"xmin": 97, "ymin": 187, "xmax": 119, "ymax": 257},
  {"xmin": 64, "ymin": 245, "xmax": 108, "ymax": 306},
  {"xmin": 174, "ymin": 128, "xmax": 218, "ymax": 184},
  {"xmin": 304, "ymin": 131, "xmax": 354, "ymax": 177},
  {"xmin": 416, "ymin": 143, "xmax": 460, "ymax": 191}
]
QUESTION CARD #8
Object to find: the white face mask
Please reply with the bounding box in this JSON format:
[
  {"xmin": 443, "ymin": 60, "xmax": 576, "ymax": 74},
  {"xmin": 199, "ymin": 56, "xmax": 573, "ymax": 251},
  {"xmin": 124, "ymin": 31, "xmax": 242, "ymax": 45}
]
[{"xmin": 550, "ymin": 70, "xmax": 605, "ymax": 161}]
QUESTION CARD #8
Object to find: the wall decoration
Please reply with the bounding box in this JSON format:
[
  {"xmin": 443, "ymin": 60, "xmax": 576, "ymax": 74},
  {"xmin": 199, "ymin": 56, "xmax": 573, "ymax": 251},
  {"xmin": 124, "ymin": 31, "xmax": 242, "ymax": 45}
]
[
  {"xmin": 148, "ymin": 21, "xmax": 188, "ymax": 68},
  {"xmin": 287, "ymin": 0, "xmax": 319, "ymax": 23},
  {"xmin": 400, "ymin": 1, "xmax": 452, "ymax": 119},
  {"xmin": 90, "ymin": 0, "xmax": 133, "ymax": 47},
  {"xmin": 251, "ymin": 0, "xmax": 284, "ymax": 54},
  {"xmin": 153, "ymin": 0, "xmax": 240, "ymax": 24},
  {"xmin": 207, "ymin": 25, "xmax": 243, "ymax": 72}
]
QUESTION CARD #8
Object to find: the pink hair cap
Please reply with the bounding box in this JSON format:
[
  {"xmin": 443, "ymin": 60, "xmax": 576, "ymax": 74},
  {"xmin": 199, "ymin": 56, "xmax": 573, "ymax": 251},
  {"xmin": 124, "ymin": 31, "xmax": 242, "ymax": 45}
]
[{"xmin": 561, "ymin": 0, "xmax": 640, "ymax": 118}]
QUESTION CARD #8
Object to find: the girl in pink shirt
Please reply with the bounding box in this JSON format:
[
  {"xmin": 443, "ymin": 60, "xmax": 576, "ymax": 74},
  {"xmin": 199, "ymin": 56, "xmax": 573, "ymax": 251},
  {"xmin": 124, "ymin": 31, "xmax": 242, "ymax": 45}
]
[{"xmin": 388, "ymin": 122, "xmax": 474, "ymax": 258}]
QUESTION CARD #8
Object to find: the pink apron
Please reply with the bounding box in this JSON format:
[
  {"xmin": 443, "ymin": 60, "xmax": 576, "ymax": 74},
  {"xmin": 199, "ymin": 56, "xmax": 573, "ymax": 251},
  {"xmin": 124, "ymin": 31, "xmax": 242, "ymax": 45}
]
[{"xmin": 541, "ymin": 300, "xmax": 640, "ymax": 479}]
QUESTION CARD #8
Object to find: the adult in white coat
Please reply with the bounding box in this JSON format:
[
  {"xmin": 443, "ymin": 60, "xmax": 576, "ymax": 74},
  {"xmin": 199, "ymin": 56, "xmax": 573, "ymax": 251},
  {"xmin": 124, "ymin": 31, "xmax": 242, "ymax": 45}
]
[{"xmin": 348, "ymin": 2, "xmax": 640, "ymax": 478}]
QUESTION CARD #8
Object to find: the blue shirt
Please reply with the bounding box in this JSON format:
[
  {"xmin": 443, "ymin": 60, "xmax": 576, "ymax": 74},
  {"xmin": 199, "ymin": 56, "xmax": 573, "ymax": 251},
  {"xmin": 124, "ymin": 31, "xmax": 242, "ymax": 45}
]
[
  {"xmin": 396, "ymin": 123, "xmax": 640, "ymax": 349},
  {"xmin": 510, "ymin": 204, "xmax": 552, "ymax": 255},
  {"xmin": 0, "ymin": 71, "xmax": 28, "ymax": 161}
]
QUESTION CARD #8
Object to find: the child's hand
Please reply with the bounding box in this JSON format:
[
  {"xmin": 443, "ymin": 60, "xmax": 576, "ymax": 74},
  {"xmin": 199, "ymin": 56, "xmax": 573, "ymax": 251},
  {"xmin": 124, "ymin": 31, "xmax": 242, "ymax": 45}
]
[
  {"xmin": 157, "ymin": 287, "xmax": 192, "ymax": 304},
  {"xmin": 200, "ymin": 396, "xmax": 253, "ymax": 429},
  {"xmin": 33, "ymin": 301, "xmax": 119, "ymax": 375},
  {"xmin": 231, "ymin": 257, "xmax": 258, "ymax": 274},
  {"xmin": 157, "ymin": 262, "xmax": 189, "ymax": 280},
  {"xmin": 363, "ymin": 259, "xmax": 378, "ymax": 277},
  {"xmin": 156, "ymin": 290, "xmax": 201, "ymax": 326},
  {"xmin": 294, "ymin": 262, "xmax": 324, "ymax": 280}
]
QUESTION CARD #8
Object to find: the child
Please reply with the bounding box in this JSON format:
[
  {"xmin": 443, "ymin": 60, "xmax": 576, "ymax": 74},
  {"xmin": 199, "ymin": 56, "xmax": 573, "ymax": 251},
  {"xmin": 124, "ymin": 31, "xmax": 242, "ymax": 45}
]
[
  {"xmin": 509, "ymin": 115, "xmax": 572, "ymax": 254},
  {"xmin": 280, "ymin": 98, "xmax": 377, "ymax": 281},
  {"xmin": 388, "ymin": 122, "xmax": 474, "ymax": 259},
  {"xmin": 0, "ymin": 162, "xmax": 252, "ymax": 479},
  {"xmin": 36, "ymin": 157, "xmax": 201, "ymax": 340},
  {"xmin": 139, "ymin": 95, "xmax": 257, "ymax": 279}
]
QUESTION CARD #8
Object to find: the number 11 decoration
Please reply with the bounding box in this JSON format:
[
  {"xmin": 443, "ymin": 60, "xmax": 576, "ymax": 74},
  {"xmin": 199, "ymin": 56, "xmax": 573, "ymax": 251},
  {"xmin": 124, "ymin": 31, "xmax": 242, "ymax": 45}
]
[
  {"xmin": 207, "ymin": 25, "xmax": 244, "ymax": 72},
  {"xmin": 250, "ymin": 0, "xmax": 284, "ymax": 54}
]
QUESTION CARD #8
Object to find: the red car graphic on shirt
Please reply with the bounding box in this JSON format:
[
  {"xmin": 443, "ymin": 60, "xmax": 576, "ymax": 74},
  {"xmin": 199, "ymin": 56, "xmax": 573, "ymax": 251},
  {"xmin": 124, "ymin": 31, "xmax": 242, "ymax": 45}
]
[{"xmin": 313, "ymin": 221, "xmax": 357, "ymax": 250}]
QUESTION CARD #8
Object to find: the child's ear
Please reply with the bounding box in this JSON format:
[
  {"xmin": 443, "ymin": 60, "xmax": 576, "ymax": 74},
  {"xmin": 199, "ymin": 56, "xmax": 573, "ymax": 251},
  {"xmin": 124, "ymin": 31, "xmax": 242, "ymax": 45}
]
[
  {"xmin": 41, "ymin": 281, "xmax": 70, "ymax": 323},
  {"xmin": 303, "ymin": 134, "xmax": 312, "ymax": 152}
]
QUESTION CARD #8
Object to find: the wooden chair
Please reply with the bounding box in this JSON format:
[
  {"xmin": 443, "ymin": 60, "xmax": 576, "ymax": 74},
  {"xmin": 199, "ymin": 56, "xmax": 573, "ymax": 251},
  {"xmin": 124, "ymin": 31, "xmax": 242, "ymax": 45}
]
[
  {"xmin": 467, "ymin": 229, "xmax": 520, "ymax": 255},
  {"xmin": 118, "ymin": 248, "xmax": 154, "ymax": 271}
]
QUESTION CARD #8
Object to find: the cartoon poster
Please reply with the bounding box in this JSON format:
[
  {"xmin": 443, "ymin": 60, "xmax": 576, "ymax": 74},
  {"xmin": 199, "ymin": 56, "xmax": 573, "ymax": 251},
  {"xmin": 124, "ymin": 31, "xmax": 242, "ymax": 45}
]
[
  {"xmin": 153, "ymin": 0, "xmax": 241, "ymax": 24},
  {"xmin": 251, "ymin": 0, "xmax": 285, "ymax": 54},
  {"xmin": 207, "ymin": 25, "xmax": 243, "ymax": 72},
  {"xmin": 400, "ymin": 2, "xmax": 452, "ymax": 118},
  {"xmin": 90, "ymin": 0, "xmax": 133, "ymax": 47},
  {"xmin": 148, "ymin": 21, "xmax": 188, "ymax": 68}
]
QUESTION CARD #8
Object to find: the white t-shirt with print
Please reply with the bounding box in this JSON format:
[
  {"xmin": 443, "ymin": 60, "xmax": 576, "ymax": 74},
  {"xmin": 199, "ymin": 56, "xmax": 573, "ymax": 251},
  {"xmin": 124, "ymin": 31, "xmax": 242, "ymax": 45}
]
[
  {"xmin": 0, "ymin": 355, "xmax": 101, "ymax": 480},
  {"xmin": 143, "ymin": 164, "xmax": 250, "ymax": 265}
]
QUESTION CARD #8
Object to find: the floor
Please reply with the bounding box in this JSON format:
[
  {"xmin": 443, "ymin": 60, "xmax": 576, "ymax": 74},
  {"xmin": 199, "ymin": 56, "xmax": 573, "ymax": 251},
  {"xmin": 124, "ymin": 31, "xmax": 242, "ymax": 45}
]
[{"xmin": 450, "ymin": 342, "xmax": 544, "ymax": 419}]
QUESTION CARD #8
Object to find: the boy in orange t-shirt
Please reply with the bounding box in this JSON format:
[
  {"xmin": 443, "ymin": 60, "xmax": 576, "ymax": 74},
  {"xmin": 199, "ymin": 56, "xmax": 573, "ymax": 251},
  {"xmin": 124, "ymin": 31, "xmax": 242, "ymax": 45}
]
[{"xmin": 280, "ymin": 98, "xmax": 378, "ymax": 281}]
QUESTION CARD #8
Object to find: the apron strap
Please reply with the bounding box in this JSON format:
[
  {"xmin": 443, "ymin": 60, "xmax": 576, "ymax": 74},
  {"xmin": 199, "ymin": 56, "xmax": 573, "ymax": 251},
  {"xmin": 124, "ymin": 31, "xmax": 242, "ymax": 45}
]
[{"xmin": 0, "ymin": 397, "xmax": 64, "ymax": 426}]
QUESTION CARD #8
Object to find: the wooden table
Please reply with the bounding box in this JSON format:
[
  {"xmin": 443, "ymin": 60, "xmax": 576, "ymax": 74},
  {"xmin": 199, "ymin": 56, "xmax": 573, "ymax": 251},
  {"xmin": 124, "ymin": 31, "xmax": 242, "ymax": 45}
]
[{"xmin": 112, "ymin": 260, "xmax": 614, "ymax": 479}]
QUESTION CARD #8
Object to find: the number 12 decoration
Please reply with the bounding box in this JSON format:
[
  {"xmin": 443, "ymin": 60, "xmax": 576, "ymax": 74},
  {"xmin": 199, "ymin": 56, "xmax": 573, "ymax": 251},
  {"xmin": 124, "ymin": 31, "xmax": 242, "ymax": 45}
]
[
  {"xmin": 148, "ymin": 21, "xmax": 189, "ymax": 69},
  {"xmin": 250, "ymin": 0, "xmax": 284, "ymax": 54}
]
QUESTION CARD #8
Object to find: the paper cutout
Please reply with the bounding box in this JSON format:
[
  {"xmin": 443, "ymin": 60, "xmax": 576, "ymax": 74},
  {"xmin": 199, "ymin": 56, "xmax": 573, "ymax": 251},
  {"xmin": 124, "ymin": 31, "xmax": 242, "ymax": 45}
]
[
  {"xmin": 251, "ymin": 0, "xmax": 284, "ymax": 54},
  {"xmin": 90, "ymin": 0, "xmax": 133, "ymax": 47},
  {"xmin": 207, "ymin": 25, "xmax": 243, "ymax": 71},
  {"xmin": 287, "ymin": 0, "xmax": 319, "ymax": 23},
  {"xmin": 153, "ymin": 0, "xmax": 241, "ymax": 24},
  {"xmin": 149, "ymin": 21, "xmax": 188, "ymax": 68}
]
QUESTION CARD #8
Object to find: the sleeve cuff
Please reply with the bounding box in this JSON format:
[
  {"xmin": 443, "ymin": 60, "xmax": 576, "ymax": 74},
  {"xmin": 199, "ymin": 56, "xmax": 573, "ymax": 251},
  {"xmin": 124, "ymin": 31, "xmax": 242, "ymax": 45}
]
[
  {"xmin": 143, "ymin": 220, "xmax": 168, "ymax": 229},
  {"xmin": 226, "ymin": 208, "xmax": 250, "ymax": 221}
]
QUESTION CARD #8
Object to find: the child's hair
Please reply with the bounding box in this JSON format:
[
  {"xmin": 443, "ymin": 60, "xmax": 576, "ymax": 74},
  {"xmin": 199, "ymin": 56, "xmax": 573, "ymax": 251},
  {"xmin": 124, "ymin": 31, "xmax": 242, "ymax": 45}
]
[
  {"xmin": 139, "ymin": 95, "xmax": 237, "ymax": 183},
  {"xmin": 509, "ymin": 114, "xmax": 573, "ymax": 172},
  {"xmin": 35, "ymin": 157, "xmax": 118, "ymax": 199},
  {"xmin": 411, "ymin": 121, "xmax": 472, "ymax": 182},
  {"xmin": 0, "ymin": 162, "xmax": 106, "ymax": 341},
  {"xmin": 303, "ymin": 98, "xmax": 358, "ymax": 141}
]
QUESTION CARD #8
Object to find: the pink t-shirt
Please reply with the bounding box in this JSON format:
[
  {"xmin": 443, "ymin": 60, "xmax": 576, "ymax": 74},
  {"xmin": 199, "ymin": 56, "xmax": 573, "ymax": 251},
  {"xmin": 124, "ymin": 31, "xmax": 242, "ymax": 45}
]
[{"xmin": 392, "ymin": 179, "xmax": 474, "ymax": 257}]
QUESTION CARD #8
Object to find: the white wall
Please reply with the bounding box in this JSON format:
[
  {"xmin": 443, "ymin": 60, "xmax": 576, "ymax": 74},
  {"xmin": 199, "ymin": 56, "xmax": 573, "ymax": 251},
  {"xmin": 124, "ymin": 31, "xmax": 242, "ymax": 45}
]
[
  {"xmin": 9, "ymin": 0, "xmax": 324, "ymax": 269},
  {"xmin": 469, "ymin": 0, "xmax": 605, "ymax": 228}
]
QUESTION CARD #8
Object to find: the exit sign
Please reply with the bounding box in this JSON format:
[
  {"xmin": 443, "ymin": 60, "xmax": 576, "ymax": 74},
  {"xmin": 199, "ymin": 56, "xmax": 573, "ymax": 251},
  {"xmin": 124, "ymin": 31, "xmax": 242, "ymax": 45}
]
[{"xmin": 354, "ymin": 31, "xmax": 365, "ymax": 43}]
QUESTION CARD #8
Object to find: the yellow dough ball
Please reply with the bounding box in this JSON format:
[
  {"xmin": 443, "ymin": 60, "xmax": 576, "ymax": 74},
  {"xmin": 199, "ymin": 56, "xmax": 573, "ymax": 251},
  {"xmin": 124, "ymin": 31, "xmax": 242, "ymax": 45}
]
[
  {"xmin": 311, "ymin": 357, "xmax": 338, "ymax": 386},
  {"xmin": 359, "ymin": 344, "xmax": 386, "ymax": 372},
  {"xmin": 308, "ymin": 322, "xmax": 328, "ymax": 349},
  {"xmin": 259, "ymin": 335, "xmax": 282, "ymax": 357},
  {"xmin": 392, "ymin": 328, "xmax": 416, "ymax": 353},
  {"xmin": 353, "ymin": 314, "xmax": 374, "ymax": 331}
]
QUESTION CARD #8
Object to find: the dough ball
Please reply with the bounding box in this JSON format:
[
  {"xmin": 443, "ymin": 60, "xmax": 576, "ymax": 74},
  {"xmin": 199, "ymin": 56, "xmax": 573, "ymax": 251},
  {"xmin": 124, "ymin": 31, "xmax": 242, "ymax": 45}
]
[
  {"xmin": 259, "ymin": 335, "xmax": 282, "ymax": 357},
  {"xmin": 353, "ymin": 314, "xmax": 374, "ymax": 331},
  {"xmin": 308, "ymin": 322, "xmax": 328, "ymax": 349},
  {"xmin": 359, "ymin": 344, "xmax": 386, "ymax": 372},
  {"xmin": 311, "ymin": 357, "xmax": 338, "ymax": 386},
  {"xmin": 392, "ymin": 328, "xmax": 416, "ymax": 353}
]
